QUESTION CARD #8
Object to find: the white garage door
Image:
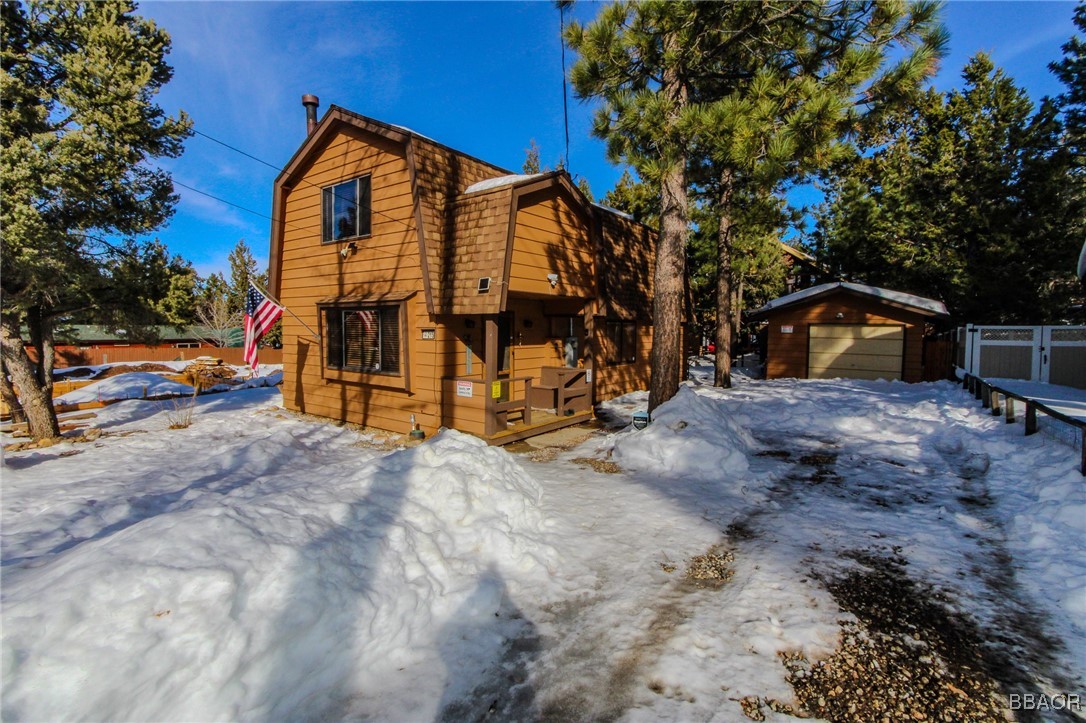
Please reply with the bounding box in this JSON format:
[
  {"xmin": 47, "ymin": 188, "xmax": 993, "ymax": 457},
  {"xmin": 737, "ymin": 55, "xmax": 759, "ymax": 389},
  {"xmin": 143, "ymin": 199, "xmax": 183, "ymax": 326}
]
[{"xmin": 808, "ymin": 325, "xmax": 904, "ymax": 381}]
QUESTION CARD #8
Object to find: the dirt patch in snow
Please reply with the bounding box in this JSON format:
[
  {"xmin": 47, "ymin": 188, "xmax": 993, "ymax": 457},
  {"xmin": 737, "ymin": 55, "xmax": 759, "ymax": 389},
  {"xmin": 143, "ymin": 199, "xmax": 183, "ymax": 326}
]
[
  {"xmin": 571, "ymin": 457, "xmax": 621, "ymax": 474},
  {"xmin": 92, "ymin": 363, "xmax": 176, "ymax": 379},
  {"xmin": 685, "ymin": 546, "xmax": 734, "ymax": 587},
  {"xmin": 781, "ymin": 553, "xmax": 1011, "ymax": 722}
]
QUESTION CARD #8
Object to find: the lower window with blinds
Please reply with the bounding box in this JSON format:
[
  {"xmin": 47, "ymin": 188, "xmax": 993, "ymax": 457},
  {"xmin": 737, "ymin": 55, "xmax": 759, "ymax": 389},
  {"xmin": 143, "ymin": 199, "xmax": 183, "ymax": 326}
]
[{"xmin": 324, "ymin": 306, "xmax": 401, "ymax": 374}]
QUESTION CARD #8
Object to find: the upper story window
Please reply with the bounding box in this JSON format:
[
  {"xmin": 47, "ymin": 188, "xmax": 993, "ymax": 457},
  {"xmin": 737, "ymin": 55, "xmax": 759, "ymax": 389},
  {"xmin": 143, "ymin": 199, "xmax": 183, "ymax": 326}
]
[{"xmin": 322, "ymin": 175, "xmax": 371, "ymax": 243}]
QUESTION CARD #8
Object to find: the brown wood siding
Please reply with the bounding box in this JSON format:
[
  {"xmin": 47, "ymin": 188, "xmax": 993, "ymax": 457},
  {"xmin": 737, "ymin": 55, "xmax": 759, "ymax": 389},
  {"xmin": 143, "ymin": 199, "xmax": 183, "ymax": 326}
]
[
  {"xmin": 595, "ymin": 323, "xmax": 653, "ymax": 400},
  {"xmin": 509, "ymin": 193, "xmax": 594, "ymax": 298},
  {"xmin": 277, "ymin": 126, "xmax": 449, "ymax": 435},
  {"xmin": 763, "ymin": 292, "xmax": 927, "ymax": 383},
  {"xmin": 598, "ymin": 212, "xmax": 654, "ymax": 321}
]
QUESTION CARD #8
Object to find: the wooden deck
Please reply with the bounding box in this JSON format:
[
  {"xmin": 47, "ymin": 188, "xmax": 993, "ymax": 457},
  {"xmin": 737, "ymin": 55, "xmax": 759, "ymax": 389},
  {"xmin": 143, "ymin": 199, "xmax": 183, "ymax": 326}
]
[{"xmin": 486, "ymin": 408, "xmax": 594, "ymax": 445}]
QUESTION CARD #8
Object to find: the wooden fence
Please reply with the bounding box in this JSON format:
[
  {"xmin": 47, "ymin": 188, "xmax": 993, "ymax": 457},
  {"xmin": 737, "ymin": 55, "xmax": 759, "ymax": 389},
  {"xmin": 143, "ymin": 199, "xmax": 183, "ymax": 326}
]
[
  {"xmin": 54, "ymin": 346, "xmax": 283, "ymax": 368},
  {"xmin": 922, "ymin": 331, "xmax": 957, "ymax": 382}
]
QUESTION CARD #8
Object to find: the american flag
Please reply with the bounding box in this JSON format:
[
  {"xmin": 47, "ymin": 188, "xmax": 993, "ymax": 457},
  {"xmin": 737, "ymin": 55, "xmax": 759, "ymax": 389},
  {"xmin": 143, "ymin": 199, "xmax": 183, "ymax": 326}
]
[{"xmin": 244, "ymin": 282, "xmax": 284, "ymax": 370}]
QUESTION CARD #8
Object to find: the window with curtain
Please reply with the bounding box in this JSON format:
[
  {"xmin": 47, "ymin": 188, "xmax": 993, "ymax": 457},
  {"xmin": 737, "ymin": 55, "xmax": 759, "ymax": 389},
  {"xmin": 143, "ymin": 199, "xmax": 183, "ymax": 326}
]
[{"xmin": 324, "ymin": 306, "xmax": 400, "ymax": 374}]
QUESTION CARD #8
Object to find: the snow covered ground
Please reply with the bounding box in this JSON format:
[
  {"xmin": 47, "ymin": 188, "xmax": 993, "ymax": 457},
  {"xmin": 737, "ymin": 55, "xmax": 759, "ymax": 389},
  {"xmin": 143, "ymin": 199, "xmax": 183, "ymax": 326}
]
[
  {"xmin": 2, "ymin": 373, "xmax": 1083, "ymax": 721},
  {"xmin": 53, "ymin": 363, "xmax": 283, "ymax": 405}
]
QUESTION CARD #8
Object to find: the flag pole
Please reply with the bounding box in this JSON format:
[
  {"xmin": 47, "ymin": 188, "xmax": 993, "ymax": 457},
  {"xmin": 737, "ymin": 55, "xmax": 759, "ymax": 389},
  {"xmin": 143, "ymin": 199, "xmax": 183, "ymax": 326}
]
[{"xmin": 251, "ymin": 281, "xmax": 321, "ymax": 342}]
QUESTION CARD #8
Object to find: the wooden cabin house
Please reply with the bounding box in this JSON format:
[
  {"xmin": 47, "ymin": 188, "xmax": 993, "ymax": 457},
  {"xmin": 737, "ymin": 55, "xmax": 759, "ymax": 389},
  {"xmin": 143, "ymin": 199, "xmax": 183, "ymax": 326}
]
[{"xmin": 268, "ymin": 100, "xmax": 656, "ymax": 443}]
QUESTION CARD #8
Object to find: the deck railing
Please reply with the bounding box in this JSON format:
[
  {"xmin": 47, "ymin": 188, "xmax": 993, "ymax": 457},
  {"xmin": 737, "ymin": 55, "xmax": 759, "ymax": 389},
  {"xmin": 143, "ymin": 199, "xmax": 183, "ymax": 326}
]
[{"xmin": 443, "ymin": 375, "xmax": 534, "ymax": 436}]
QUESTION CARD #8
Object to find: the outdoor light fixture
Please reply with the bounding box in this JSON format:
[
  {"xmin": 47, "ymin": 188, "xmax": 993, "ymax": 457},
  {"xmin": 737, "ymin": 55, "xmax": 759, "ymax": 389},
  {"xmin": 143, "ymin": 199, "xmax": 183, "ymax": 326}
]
[
  {"xmin": 340, "ymin": 242, "xmax": 357, "ymax": 259},
  {"xmin": 547, "ymin": 273, "xmax": 559, "ymax": 287},
  {"xmin": 835, "ymin": 312, "xmax": 845, "ymax": 319}
]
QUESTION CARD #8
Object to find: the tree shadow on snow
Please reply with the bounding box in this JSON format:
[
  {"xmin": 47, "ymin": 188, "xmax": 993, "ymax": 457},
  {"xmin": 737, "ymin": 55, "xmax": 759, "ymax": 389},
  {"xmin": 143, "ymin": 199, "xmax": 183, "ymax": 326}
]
[
  {"xmin": 436, "ymin": 566, "xmax": 541, "ymax": 722},
  {"xmin": 1, "ymin": 426, "xmax": 329, "ymax": 568},
  {"xmin": 252, "ymin": 448, "xmax": 411, "ymax": 720}
]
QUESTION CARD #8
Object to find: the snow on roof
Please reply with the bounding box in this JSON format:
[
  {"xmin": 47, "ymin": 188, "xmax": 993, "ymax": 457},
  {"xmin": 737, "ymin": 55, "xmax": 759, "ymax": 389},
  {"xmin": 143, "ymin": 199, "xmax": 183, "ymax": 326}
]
[
  {"xmin": 752, "ymin": 281, "xmax": 949, "ymax": 317},
  {"xmin": 591, "ymin": 203, "xmax": 634, "ymax": 221},
  {"xmin": 464, "ymin": 174, "xmax": 545, "ymax": 194}
]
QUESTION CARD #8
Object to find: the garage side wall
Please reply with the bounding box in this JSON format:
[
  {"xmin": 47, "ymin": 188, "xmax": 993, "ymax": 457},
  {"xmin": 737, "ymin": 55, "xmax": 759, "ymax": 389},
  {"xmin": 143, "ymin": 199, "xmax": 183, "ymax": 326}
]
[{"xmin": 763, "ymin": 293, "xmax": 927, "ymax": 382}]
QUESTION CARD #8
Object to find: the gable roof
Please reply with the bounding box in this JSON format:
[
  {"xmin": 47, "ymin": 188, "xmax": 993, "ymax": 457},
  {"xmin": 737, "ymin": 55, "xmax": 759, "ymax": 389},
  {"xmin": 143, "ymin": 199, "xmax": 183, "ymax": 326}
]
[
  {"xmin": 268, "ymin": 105, "xmax": 656, "ymax": 316},
  {"xmin": 748, "ymin": 281, "xmax": 949, "ymax": 319}
]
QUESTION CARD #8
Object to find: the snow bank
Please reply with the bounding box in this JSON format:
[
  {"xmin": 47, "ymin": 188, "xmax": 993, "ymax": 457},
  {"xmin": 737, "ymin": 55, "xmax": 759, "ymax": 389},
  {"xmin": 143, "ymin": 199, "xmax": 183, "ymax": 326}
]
[
  {"xmin": 54, "ymin": 367, "xmax": 284, "ymax": 405},
  {"xmin": 609, "ymin": 386, "xmax": 756, "ymax": 478},
  {"xmin": 54, "ymin": 371, "xmax": 194, "ymax": 404},
  {"xmin": 2, "ymin": 414, "xmax": 558, "ymax": 721}
]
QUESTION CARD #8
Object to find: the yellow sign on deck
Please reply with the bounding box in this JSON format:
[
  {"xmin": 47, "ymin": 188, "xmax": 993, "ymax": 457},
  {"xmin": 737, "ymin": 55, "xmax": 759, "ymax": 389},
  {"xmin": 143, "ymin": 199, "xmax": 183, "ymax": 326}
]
[{"xmin": 491, "ymin": 381, "xmax": 502, "ymax": 399}]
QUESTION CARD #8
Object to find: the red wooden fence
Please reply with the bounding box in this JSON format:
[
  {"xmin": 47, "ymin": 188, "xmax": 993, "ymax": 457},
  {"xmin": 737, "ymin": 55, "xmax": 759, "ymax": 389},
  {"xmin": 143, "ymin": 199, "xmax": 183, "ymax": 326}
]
[{"xmin": 53, "ymin": 346, "xmax": 283, "ymax": 368}]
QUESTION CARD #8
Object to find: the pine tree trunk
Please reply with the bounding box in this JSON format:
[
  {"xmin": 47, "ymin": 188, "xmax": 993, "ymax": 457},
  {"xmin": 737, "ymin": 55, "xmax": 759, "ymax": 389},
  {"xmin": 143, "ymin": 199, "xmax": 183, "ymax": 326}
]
[
  {"xmin": 28, "ymin": 306, "xmax": 55, "ymax": 398},
  {"xmin": 648, "ymin": 36, "xmax": 690, "ymax": 413},
  {"xmin": 0, "ymin": 359, "xmax": 26, "ymax": 425},
  {"xmin": 714, "ymin": 170, "xmax": 736, "ymax": 388},
  {"xmin": 0, "ymin": 314, "xmax": 60, "ymax": 440}
]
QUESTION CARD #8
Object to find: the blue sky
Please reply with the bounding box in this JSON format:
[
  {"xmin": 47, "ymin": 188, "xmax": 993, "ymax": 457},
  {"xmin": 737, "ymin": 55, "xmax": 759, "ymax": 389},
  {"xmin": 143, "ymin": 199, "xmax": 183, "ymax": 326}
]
[{"xmin": 136, "ymin": 1, "xmax": 1081, "ymax": 279}]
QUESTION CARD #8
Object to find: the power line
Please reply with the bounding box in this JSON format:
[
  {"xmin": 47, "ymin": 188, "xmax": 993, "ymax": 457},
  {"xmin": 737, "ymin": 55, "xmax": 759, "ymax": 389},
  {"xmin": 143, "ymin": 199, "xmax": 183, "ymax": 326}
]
[
  {"xmin": 175, "ymin": 130, "xmax": 427, "ymax": 266},
  {"xmin": 172, "ymin": 175, "xmax": 415, "ymax": 266},
  {"xmin": 560, "ymin": 2, "xmax": 570, "ymax": 168},
  {"xmin": 192, "ymin": 128, "xmax": 417, "ymax": 236},
  {"xmin": 172, "ymin": 179, "xmax": 306, "ymax": 234}
]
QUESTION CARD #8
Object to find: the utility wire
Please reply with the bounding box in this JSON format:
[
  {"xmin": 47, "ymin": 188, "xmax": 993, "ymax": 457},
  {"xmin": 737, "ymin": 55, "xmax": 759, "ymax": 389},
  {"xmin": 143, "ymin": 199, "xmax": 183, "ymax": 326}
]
[
  {"xmin": 177, "ymin": 130, "xmax": 428, "ymax": 265},
  {"xmin": 172, "ymin": 179, "xmax": 306, "ymax": 235},
  {"xmin": 560, "ymin": 2, "xmax": 570, "ymax": 169},
  {"xmin": 192, "ymin": 128, "xmax": 416, "ymax": 235}
]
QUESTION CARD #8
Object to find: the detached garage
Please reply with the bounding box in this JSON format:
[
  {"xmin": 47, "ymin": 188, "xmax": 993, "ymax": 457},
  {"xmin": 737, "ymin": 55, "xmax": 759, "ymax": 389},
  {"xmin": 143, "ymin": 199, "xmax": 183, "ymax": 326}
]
[{"xmin": 748, "ymin": 282, "xmax": 949, "ymax": 383}]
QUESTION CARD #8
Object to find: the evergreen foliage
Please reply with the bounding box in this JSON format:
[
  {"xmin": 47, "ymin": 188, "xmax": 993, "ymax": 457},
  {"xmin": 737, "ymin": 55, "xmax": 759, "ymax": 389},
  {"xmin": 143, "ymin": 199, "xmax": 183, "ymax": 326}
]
[
  {"xmin": 567, "ymin": 1, "xmax": 709, "ymax": 409},
  {"xmin": 814, "ymin": 55, "xmax": 1084, "ymax": 323},
  {"xmin": 601, "ymin": 169, "xmax": 660, "ymax": 227},
  {"xmin": 569, "ymin": 0, "xmax": 945, "ymax": 392},
  {"xmin": 1051, "ymin": 2, "xmax": 1086, "ymax": 169},
  {"xmin": 522, "ymin": 139, "xmax": 541, "ymax": 173},
  {"xmin": 0, "ymin": 0, "xmax": 192, "ymax": 439}
]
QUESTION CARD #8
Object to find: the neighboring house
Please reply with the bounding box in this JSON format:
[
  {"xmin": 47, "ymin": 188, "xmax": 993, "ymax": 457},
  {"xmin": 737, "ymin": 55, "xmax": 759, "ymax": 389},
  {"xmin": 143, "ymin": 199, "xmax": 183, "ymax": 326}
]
[
  {"xmin": 778, "ymin": 241, "xmax": 830, "ymax": 294},
  {"xmin": 33, "ymin": 325, "xmax": 228, "ymax": 367},
  {"xmin": 269, "ymin": 101, "xmax": 656, "ymax": 443},
  {"xmin": 747, "ymin": 282, "xmax": 949, "ymax": 382}
]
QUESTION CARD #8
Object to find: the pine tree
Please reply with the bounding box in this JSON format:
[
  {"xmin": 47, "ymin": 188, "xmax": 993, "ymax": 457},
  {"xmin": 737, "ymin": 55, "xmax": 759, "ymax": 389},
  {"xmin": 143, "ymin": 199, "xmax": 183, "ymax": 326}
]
[
  {"xmin": 686, "ymin": 2, "xmax": 945, "ymax": 386},
  {"xmin": 567, "ymin": 1, "xmax": 709, "ymax": 411},
  {"xmin": 1051, "ymin": 2, "xmax": 1086, "ymax": 169},
  {"xmin": 227, "ymin": 239, "xmax": 262, "ymax": 314},
  {"xmin": 815, "ymin": 55, "xmax": 1084, "ymax": 323},
  {"xmin": 1, "ymin": 0, "xmax": 191, "ymax": 440},
  {"xmin": 569, "ymin": 1, "xmax": 945, "ymax": 400},
  {"xmin": 601, "ymin": 169, "xmax": 660, "ymax": 227},
  {"xmin": 522, "ymin": 139, "xmax": 542, "ymax": 173}
]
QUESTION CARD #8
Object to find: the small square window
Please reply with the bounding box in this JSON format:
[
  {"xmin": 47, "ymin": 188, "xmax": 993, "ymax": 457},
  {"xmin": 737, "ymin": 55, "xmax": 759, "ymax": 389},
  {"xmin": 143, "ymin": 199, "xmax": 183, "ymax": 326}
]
[{"xmin": 322, "ymin": 176, "xmax": 371, "ymax": 243}]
